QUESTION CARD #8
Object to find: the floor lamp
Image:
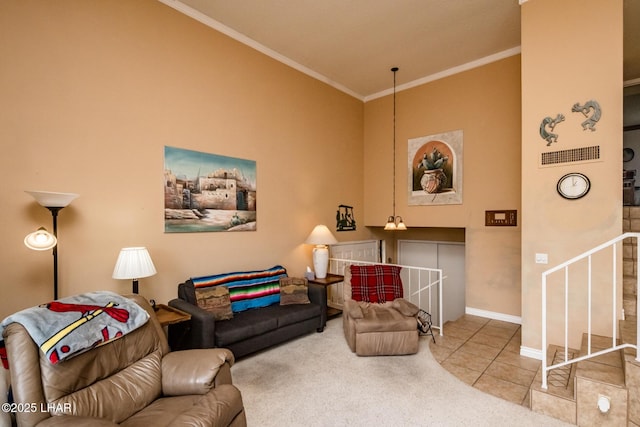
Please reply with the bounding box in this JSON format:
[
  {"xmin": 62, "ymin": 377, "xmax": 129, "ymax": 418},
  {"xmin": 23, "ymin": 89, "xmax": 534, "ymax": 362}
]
[{"xmin": 24, "ymin": 191, "xmax": 79, "ymax": 300}]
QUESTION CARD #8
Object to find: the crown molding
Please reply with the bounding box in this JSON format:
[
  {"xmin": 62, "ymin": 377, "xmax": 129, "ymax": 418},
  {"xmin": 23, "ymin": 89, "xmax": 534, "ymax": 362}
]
[
  {"xmin": 364, "ymin": 46, "xmax": 521, "ymax": 102},
  {"xmin": 158, "ymin": 0, "xmax": 364, "ymax": 100}
]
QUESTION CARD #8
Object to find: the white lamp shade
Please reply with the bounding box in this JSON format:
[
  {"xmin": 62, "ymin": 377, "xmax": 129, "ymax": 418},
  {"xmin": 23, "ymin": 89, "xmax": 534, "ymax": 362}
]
[
  {"xmin": 25, "ymin": 191, "xmax": 79, "ymax": 207},
  {"xmin": 112, "ymin": 247, "xmax": 157, "ymax": 280},
  {"xmin": 304, "ymin": 225, "xmax": 338, "ymax": 246},
  {"xmin": 24, "ymin": 227, "xmax": 57, "ymax": 251}
]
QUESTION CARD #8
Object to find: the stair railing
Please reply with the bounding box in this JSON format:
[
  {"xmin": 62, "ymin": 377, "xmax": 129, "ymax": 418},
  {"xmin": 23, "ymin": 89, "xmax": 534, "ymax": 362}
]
[{"xmin": 541, "ymin": 232, "xmax": 640, "ymax": 390}]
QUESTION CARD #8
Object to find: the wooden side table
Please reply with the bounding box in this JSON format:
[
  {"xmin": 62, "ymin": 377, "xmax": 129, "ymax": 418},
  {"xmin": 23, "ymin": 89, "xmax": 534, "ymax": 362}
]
[
  {"xmin": 155, "ymin": 304, "xmax": 192, "ymax": 350},
  {"xmin": 154, "ymin": 304, "xmax": 191, "ymax": 327},
  {"xmin": 309, "ymin": 274, "xmax": 344, "ymax": 319}
]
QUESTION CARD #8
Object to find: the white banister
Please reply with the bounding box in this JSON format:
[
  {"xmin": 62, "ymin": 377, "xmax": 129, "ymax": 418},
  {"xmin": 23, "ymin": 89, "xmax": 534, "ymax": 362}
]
[{"xmin": 541, "ymin": 232, "xmax": 640, "ymax": 390}]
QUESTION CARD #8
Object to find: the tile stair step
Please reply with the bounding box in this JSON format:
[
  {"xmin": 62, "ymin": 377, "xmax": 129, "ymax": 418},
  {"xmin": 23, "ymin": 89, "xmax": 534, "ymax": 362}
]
[
  {"xmin": 625, "ymin": 295, "xmax": 638, "ymax": 317},
  {"xmin": 531, "ymin": 334, "xmax": 632, "ymax": 425},
  {"xmin": 624, "ymin": 261, "xmax": 637, "ymax": 277},
  {"xmin": 529, "ymin": 344, "xmax": 578, "ymax": 424},
  {"xmin": 624, "ymin": 243, "xmax": 635, "ymax": 256},
  {"xmin": 574, "ymin": 335, "xmax": 631, "ymax": 426},
  {"xmin": 575, "ymin": 333, "xmax": 625, "ymax": 387},
  {"xmin": 620, "ymin": 316, "xmax": 637, "ymax": 355},
  {"xmin": 530, "ymin": 344, "xmax": 578, "ymax": 400},
  {"xmin": 624, "ymin": 275, "xmax": 638, "ymax": 296}
]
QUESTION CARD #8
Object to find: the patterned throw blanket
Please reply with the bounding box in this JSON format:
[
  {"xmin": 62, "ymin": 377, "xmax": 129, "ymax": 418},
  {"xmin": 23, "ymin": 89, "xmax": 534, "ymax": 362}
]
[{"xmin": 0, "ymin": 291, "xmax": 149, "ymax": 368}]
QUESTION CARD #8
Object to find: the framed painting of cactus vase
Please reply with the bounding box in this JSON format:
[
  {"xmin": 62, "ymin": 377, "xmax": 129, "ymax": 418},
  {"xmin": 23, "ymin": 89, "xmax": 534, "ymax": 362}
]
[{"xmin": 408, "ymin": 129, "xmax": 463, "ymax": 206}]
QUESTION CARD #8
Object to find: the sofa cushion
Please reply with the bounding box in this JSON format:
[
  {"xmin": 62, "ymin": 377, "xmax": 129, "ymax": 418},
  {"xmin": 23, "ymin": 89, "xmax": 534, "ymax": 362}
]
[
  {"xmin": 273, "ymin": 303, "xmax": 321, "ymax": 327},
  {"xmin": 191, "ymin": 265, "xmax": 287, "ymax": 313},
  {"xmin": 214, "ymin": 309, "xmax": 278, "ymax": 347},
  {"xmin": 279, "ymin": 277, "xmax": 310, "ymax": 305},
  {"xmin": 350, "ymin": 265, "xmax": 403, "ymax": 303},
  {"xmin": 213, "ymin": 304, "xmax": 320, "ymax": 347}
]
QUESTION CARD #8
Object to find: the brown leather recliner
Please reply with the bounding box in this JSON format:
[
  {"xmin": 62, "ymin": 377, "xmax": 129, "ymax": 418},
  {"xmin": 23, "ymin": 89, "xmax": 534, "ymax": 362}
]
[
  {"xmin": 2, "ymin": 294, "xmax": 246, "ymax": 427},
  {"xmin": 342, "ymin": 265, "xmax": 420, "ymax": 356}
]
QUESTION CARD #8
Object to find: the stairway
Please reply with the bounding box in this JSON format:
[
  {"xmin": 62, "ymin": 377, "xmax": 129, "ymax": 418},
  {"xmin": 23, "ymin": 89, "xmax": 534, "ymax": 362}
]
[
  {"xmin": 530, "ymin": 335, "xmax": 630, "ymax": 425},
  {"xmin": 529, "ymin": 207, "xmax": 640, "ymax": 425}
]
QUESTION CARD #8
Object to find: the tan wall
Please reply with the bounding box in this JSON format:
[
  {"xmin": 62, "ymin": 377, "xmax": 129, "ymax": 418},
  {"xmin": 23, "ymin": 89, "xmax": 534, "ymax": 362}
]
[
  {"xmin": 521, "ymin": 0, "xmax": 623, "ymax": 351},
  {"xmin": 364, "ymin": 56, "xmax": 523, "ymax": 317},
  {"xmin": 0, "ymin": 1, "xmax": 371, "ymax": 317}
]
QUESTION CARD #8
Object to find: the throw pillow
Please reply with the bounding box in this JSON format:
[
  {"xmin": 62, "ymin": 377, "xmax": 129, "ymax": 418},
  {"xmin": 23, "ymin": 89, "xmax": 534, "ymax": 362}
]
[
  {"xmin": 349, "ymin": 264, "xmax": 403, "ymax": 303},
  {"xmin": 279, "ymin": 277, "xmax": 310, "ymax": 305},
  {"xmin": 195, "ymin": 286, "xmax": 233, "ymax": 320}
]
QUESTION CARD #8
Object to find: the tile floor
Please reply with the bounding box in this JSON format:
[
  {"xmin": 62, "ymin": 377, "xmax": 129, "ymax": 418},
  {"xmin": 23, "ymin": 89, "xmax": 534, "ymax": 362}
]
[{"xmin": 429, "ymin": 314, "xmax": 541, "ymax": 407}]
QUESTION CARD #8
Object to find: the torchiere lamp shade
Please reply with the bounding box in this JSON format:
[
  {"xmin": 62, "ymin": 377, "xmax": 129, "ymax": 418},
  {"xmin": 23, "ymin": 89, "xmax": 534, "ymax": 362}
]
[{"xmin": 25, "ymin": 190, "xmax": 79, "ymax": 208}]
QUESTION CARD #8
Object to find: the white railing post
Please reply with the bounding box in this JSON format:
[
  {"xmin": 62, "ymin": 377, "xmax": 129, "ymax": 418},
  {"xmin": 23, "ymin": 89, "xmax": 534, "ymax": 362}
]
[
  {"xmin": 613, "ymin": 244, "xmax": 617, "ymax": 347},
  {"xmin": 637, "ymin": 236, "xmax": 640, "ymax": 362},
  {"xmin": 438, "ymin": 270, "xmax": 443, "ymax": 336},
  {"xmin": 564, "ymin": 266, "xmax": 569, "ymax": 363},
  {"xmin": 542, "ymin": 272, "xmax": 548, "ymax": 390},
  {"xmin": 587, "ymin": 255, "xmax": 592, "ymax": 355}
]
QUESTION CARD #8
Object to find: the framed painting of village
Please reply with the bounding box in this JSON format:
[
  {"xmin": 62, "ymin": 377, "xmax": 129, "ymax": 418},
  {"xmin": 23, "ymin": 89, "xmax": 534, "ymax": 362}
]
[
  {"xmin": 408, "ymin": 130, "xmax": 463, "ymax": 206},
  {"xmin": 164, "ymin": 146, "xmax": 257, "ymax": 232}
]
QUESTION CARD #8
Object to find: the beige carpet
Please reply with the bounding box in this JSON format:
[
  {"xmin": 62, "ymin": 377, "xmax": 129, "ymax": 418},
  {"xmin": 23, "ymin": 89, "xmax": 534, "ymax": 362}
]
[{"xmin": 231, "ymin": 318, "xmax": 571, "ymax": 427}]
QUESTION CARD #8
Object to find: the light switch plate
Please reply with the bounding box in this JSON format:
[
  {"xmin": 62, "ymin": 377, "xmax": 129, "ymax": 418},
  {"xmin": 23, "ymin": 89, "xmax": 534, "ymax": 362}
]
[{"xmin": 535, "ymin": 253, "xmax": 548, "ymax": 264}]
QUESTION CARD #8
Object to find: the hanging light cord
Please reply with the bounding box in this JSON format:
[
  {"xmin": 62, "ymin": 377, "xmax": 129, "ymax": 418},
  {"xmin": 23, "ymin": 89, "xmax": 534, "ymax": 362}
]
[
  {"xmin": 385, "ymin": 67, "xmax": 405, "ymax": 231},
  {"xmin": 392, "ymin": 67, "xmax": 398, "ymax": 219}
]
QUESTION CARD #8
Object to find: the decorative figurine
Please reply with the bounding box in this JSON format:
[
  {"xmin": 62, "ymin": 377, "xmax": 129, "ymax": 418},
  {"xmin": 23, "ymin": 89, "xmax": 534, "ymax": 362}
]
[
  {"xmin": 539, "ymin": 114, "xmax": 565, "ymax": 146},
  {"xmin": 572, "ymin": 100, "xmax": 601, "ymax": 131},
  {"xmin": 336, "ymin": 204, "xmax": 356, "ymax": 231}
]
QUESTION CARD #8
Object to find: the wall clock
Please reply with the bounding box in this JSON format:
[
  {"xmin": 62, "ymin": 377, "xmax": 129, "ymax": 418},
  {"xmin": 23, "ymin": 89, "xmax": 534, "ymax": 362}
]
[
  {"xmin": 624, "ymin": 147, "xmax": 635, "ymax": 162},
  {"xmin": 557, "ymin": 172, "xmax": 590, "ymax": 200}
]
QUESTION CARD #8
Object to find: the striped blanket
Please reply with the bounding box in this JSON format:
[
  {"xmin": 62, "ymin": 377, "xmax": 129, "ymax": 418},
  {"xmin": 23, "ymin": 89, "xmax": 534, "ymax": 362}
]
[{"xmin": 191, "ymin": 265, "xmax": 287, "ymax": 312}]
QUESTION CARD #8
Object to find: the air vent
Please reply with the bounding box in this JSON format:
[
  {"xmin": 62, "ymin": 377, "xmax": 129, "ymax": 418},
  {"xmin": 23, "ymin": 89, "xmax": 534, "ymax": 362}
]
[{"xmin": 541, "ymin": 145, "xmax": 600, "ymax": 166}]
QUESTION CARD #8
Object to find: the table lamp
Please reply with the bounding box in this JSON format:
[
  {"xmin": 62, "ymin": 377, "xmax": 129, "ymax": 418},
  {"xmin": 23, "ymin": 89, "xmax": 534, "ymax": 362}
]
[
  {"xmin": 304, "ymin": 225, "xmax": 338, "ymax": 279},
  {"xmin": 112, "ymin": 247, "xmax": 157, "ymax": 294}
]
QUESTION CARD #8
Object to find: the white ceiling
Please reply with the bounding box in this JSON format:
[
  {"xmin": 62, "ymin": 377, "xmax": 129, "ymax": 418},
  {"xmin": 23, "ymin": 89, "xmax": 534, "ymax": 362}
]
[{"xmin": 161, "ymin": 0, "xmax": 639, "ymax": 103}]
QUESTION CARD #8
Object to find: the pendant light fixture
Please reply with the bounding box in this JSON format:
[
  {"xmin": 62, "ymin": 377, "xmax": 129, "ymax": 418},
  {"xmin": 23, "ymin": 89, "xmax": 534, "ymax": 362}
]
[{"xmin": 384, "ymin": 67, "xmax": 406, "ymax": 231}]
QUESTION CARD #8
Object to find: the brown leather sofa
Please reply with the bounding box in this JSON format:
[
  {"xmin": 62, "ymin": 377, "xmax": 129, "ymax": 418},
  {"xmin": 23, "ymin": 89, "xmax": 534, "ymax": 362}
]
[{"xmin": 2, "ymin": 295, "xmax": 246, "ymax": 427}]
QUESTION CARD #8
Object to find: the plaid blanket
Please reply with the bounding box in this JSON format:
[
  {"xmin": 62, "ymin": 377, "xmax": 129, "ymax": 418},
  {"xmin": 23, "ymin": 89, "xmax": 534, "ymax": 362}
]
[
  {"xmin": 350, "ymin": 265, "xmax": 403, "ymax": 303},
  {"xmin": 0, "ymin": 291, "xmax": 149, "ymax": 368}
]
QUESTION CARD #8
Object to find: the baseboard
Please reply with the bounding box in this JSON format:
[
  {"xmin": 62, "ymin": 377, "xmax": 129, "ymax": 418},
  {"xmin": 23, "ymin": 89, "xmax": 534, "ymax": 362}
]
[
  {"xmin": 464, "ymin": 307, "xmax": 522, "ymax": 325},
  {"xmin": 520, "ymin": 346, "xmax": 543, "ymax": 361}
]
